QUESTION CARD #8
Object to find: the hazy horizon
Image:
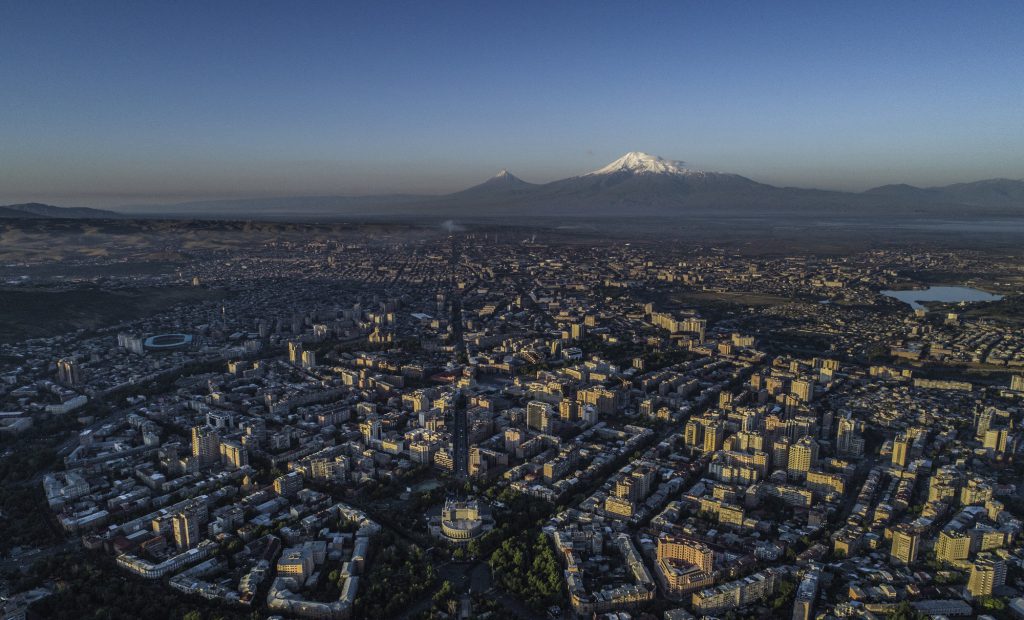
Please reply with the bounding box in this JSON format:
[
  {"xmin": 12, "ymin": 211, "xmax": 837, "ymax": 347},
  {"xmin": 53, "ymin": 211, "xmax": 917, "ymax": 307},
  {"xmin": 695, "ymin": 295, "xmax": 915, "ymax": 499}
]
[
  {"xmin": 2, "ymin": 1, "xmax": 1023, "ymax": 208},
  {"xmin": 5, "ymin": 151, "xmax": 1024, "ymax": 211}
]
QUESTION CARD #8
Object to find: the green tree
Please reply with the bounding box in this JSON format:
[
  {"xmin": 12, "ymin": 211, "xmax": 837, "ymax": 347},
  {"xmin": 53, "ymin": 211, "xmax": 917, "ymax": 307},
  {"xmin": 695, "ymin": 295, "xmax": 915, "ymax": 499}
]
[
  {"xmin": 433, "ymin": 580, "xmax": 455, "ymax": 606},
  {"xmin": 890, "ymin": 601, "xmax": 927, "ymax": 620},
  {"xmin": 488, "ymin": 533, "xmax": 562, "ymax": 609},
  {"xmin": 977, "ymin": 596, "xmax": 1006, "ymax": 612},
  {"xmin": 769, "ymin": 578, "xmax": 796, "ymax": 610}
]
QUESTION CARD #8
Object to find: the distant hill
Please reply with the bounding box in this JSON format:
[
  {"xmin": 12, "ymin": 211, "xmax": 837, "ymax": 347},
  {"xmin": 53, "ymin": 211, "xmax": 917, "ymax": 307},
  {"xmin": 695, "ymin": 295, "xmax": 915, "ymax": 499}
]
[
  {"xmin": 0, "ymin": 202, "xmax": 122, "ymax": 219},
  {"xmin": 114, "ymin": 194, "xmax": 430, "ymax": 218},
  {"xmin": 0, "ymin": 206, "xmax": 47, "ymax": 218},
  {"xmin": 865, "ymin": 178, "xmax": 1024, "ymax": 208},
  {"xmin": 19, "ymin": 153, "xmax": 1024, "ymax": 220}
]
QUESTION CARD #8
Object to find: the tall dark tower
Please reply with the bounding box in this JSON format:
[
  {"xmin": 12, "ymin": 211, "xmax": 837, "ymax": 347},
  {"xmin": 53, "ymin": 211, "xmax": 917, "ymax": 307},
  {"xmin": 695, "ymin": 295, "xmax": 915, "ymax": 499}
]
[{"xmin": 452, "ymin": 390, "xmax": 469, "ymax": 479}]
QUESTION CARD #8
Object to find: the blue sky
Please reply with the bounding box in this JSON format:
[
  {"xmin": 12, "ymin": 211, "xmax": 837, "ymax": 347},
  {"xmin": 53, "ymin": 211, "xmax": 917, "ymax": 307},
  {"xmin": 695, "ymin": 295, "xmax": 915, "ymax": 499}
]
[{"xmin": 1, "ymin": 1, "xmax": 1022, "ymax": 206}]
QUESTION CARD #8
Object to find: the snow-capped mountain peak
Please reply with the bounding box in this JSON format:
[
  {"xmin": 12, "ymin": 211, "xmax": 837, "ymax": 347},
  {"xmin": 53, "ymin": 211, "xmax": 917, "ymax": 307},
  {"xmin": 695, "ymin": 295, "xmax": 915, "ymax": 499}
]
[
  {"xmin": 450, "ymin": 168, "xmax": 535, "ymax": 196},
  {"xmin": 588, "ymin": 151, "xmax": 702, "ymax": 176},
  {"xmin": 485, "ymin": 169, "xmax": 527, "ymax": 185}
]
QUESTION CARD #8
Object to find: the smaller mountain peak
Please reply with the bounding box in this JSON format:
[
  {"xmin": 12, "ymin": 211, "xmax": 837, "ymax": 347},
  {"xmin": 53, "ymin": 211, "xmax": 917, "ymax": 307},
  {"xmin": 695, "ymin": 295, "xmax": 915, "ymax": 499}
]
[
  {"xmin": 494, "ymin": 169, "xmax": 512, "ymax": 178},
  {"xmin": 450, "ymin": 168, "xmax": 536, "ymax": 195},
  {"xmin": 486, "ymin": 169, "xmax": 526, "ymax": 185}
]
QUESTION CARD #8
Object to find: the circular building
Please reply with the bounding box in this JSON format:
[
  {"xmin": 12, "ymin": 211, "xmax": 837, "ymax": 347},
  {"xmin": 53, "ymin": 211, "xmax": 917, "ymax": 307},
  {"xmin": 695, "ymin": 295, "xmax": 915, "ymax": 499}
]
[
  {"xmin": 433, "ymin": 499, "xmax": 494, "ymax": 545},
  {"xmin": 143, "ymin": 333, "xmax": 193, "ymax": 351}
]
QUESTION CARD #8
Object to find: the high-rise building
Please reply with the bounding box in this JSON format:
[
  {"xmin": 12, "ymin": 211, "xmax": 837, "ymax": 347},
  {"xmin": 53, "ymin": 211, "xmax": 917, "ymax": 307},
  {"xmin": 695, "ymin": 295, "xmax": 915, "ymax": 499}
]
[
  {"xmin": 975, "ymin": 407, "xmax": 995, "ymax": 440},
  {"xmin": 961, "ymin": 478, "xmax": 993, "ymax": 506},
  {"xmin": 577, "ymin": 387, "xmax": 616, "ymax": 415},
  {"xmin": 772, "ymin": 437, "xmax": 791, "ymax": 469},
  {"xmin": 681, "ymin": 316, "xmax": 707, "ymax": 342},
  {"xmin": 287, "ymin": 340, "xmax": 303, "ymax": 364},
  {"xmin": 171, "ymin": 506, "xmax": 204, "ymax": 550},
  {"xmin": 819, "ymin": 409, "xmax": 834, "ymax": 440},
  {"xmin": 792, "ymin": 568, "xmax": 821, "ymax": 620},
  {"xmin": 983, "ymin": 428, "xmax": 1009, "ymax": 455},
  {"xmin": 360, "ymin": 418, "xmax": 382, "ymax": 443},
  {"xmin": 928, "ymin": 466, "xmax": 962, "ymax": 503},
  {"xmin": 718, "ymin": 391, "xmax": 734, "ymax": 410},
  {"xmin": 300, "ymin": 349, "xmax": 317, "ymax": 368},
  {"xmin": 740, "ymin": 410, "xmax": 760, "ymax": 433},
  {"xmin": 614, "ymin": 466, "xmax": 656, "ymax": 501},
  {"xmin": 787, "ymin": 437, "xmax": 818, "ymax": 477},
  {"xmin": 1011, "ymin": 375, "xmax": 1024, "ymax": 392},
  {"xmin": 692, "ymin": 566, "xmax": 790, "ymax": 615},
  {"xmin": 703, "ymin": 421, "xmax": 724, "ymax": 453},
  {"xmin": 685, "ymin": 419, "xmax": 703, "ymax": 448},
  {"xmin": 892, "ymin": 434, "xmax": 910, "ymax": 467},
  {"xmin": 657, "ymin": 535, "xmax": 714, "ymax": 573},
  {"xmin": 784, "ymin": 417, "xmax": 815, "ymax": 441},
  {"xmin": 986, "ymin": 499, "xmax": 1004, "ymax": 521},
  {"xmin": 273, "ymin": 471, "xmax": 303, "ymax": 497},
  {"xmin": 56, "ymin": 358, "xmax": 81, "ymax": 387},
  {"xmin": 580, "ymin": 405, "xmax": 598, "ymax": 426},
  {"xmin": 558, "ymin": 398, "xmax": 579, "ymax": 422},
  {"xmin": 967, "ymin": 553, "xmax": 1007, "ymax": 597},
  {"xmin": 936, "ymin": 530, "xmax": 971, "ymax": 564},
  {"xmin": 469, "ymin": 446, "xmax": 486, "ymax": 477},
  {"xmin": 890, "ymin": 525, "xmax": 920, "ymax": 565},
  {"xmin": 526, "ymin": 400, "xmax": 551, "ymax": 432},
  {"xmin": 734, "ymin": 430, "xmax": 765, "ymax": 452},
  {"xmin": 191, "ymin": 426, "xmax": 220, "ymax": 467},
  {"xmin": 277, "ymin": 547, "xmax": 316, "ymax": 583},
  {"xmin": 657, "ymin": 533, "xmax": 716, "ymax": 596},
  {"xmin": 971, "ymin": 528, "xmax": 1006, "ymax": 553},
  {"xmin": 835, "ymin": 417, "xmax": 865, "ymax": 457},
  {"xmin": 504, "ymin": 428, "xmax": 523, "ymax": 453},
  {"xmin": 791, "ymin": 379, "xmax": 814, "ymax": 403},
  {"xmin": 118, "ymin": 332, "xmax": 146, "ymax": 355},
  {"xmin": 220, "ymin": 440, "xmax": 248, "ymax": 469}
]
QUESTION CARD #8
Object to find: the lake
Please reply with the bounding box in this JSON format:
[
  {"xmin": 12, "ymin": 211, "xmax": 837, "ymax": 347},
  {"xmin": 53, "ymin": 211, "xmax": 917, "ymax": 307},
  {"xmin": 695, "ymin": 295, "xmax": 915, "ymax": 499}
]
[{"xmin": 881, "ymin": 286, "xmax": 1003, "ymax": 311}]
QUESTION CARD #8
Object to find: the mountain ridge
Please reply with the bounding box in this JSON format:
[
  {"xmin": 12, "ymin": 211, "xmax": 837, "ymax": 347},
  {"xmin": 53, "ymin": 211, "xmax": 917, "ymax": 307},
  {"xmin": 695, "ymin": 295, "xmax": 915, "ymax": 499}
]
[
  {"xmin": 0, "ymin": 202, "xmax": 122, "ymax": 219},
  {"xmin": 10, "ymin": 153, "xmax": 1024, "ymax": 219}
]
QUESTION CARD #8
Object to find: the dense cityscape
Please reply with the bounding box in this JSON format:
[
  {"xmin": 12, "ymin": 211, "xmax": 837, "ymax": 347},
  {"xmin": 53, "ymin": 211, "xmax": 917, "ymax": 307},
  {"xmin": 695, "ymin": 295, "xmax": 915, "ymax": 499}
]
[
  {"xmin": 2, "ymin": 3, "xmax": 1023, "ymax": 618},
  {"xmin": 2, "ymin": 224, "xmax": 1024, "ymax": 620}
]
